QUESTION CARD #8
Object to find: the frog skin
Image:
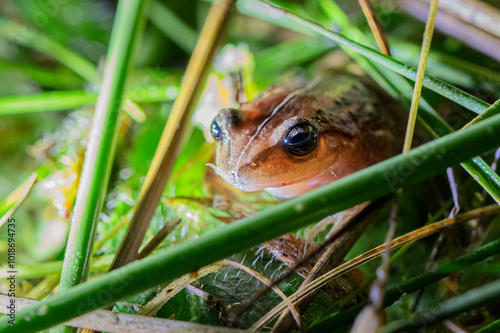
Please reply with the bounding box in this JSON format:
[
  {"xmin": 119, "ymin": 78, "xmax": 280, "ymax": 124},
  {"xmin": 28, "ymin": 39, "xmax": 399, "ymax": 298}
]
[{"xmin": 210, "ymin": 73, "xmax": 405, "ymax": 198}]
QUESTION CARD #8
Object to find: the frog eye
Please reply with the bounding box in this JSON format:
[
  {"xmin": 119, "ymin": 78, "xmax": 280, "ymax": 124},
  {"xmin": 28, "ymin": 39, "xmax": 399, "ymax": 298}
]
[
  {"xmin": 210, "ymin": 119, "xmax": 223, "ymax": 141},
  {"xmin": 283, "ymin": 122, "xmax": 318, "ymax": 157}
]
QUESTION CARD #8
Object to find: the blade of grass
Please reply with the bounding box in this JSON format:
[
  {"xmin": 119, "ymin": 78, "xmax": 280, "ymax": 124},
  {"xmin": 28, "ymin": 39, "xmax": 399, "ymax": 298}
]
[
  {"xmin": 0, "ymin": 255, "xmax": 113, "ymax": 279},
  {"xmin": 0, "ymin": 83, "xmax": 179, "ymax": 115},
  {"xmin": 309, "ymin": 237, "xmax": 500, "ymax": 331},
  {"xmin": 0, "ymin": 173, "xmax": 37, "ymax": 228},
  {"xmin": 0, "ymin": 295, "xmax": 243, "ymax": 333},
  {"xmin": 246, "ymin": 0, "xmax": 490, "ymax": 114},
  {"xmin": 438, "ymin": 0, "xmax": 500, "ymax": 39},
  {"xmin": 390, "ymin": 39, "xmax": 500, "ymax": 92},
  {"xmin": 241, "ymin": 0, "xmax": 500, "ymax": 203},
  {"xmin": 254, "ymin": 35, "xmax": 334, "ymax": 74},
  {"xmin": 381, "ymin": 279, "xmax": 500, "ymax": 333},
  {"xmin": 148, "ymin": 0, "xmax": 197, "ymax": 53},
  {"xmin": 476, "ymin": 318, "xmax": 500, "ymax": 333},
  {"xmin": 463, "ymin": 99, "xmax": 500, "ymax": 130},
  {"xmin": 251, "ymin": 203, "xmax": 500, "ymax": 330},
  {"xmin": 309, "ymin": 200, "xmax": 453, "ymax": 327},
  {"xmin": 0, "ymin": 17, "xmax": 100, "ymax": 84},
  {"xmin": 136, "ymin": 218, "xmax": 182, "ymax": 259},
  {"xmin": 109, "ymin": 0, "xmax": 236, "ymax": 270},
  {"xmin": 236, "ymin": 0, "xmax": 318, "ymax": 36},
  {"xmin": 459, "ymin": 100, "xmax": 500, "ymax": 201},
  {"xmin": 0, "ymin": 90, "xmax": 95, "ymax": 115},
  {"xmin": 403, "ymin": 0, "xmax": 439, "ymax": 153},
  {"xmin": 0, "ymin": 165, "xmax": 50, "ymax": 227},
  {"xmin": 54, "ymin": 0, "xmax": 146, "ymax": 332},
  {"xmin": 314, "ymin": 0, "xmax": 500, "ymax": 203},
  {"xmin": 0, "ymin": 59, "xmax": 84, "ymax": 89},
  {"xmin": 3, "ymin": 110, "xmax": 500, "ymax": 332},
  {"xmin": 25, "ymin": 275, "xmax": 61, "ymax": 300}
]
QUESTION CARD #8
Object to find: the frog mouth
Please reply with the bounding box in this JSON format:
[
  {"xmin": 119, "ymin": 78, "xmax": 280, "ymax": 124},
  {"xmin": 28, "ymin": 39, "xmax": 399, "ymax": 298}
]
[
  {"xmin": 220, "ymin": 168, "xmax": 332, "ymax": 194},
  {"xmin": 216, "ymin": 170, "xmax": 284, "ymax": 192}
]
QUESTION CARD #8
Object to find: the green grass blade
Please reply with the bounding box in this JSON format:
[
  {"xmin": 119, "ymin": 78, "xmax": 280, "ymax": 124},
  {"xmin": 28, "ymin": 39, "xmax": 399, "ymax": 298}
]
[
  {"xmin": 0, "ymin": 165, "xmax": 50, "ymax": 227},
  {"xmin": 3, "ymin": 109, "xmax": 500, "ymax": 332},
  {"xmin": 0, "ymin": 17, "xmax": 100, "ymax": 84},
  {"xmin": 309, "ymin": 238, "xmax": 500, "ymax": 331},
  {"xmin": 0, "ymin": 173, "xmax": 37, "ymax": 228},
  {"xmin": 314, "ymin": 0, "xmax": 500, "ymax": 203},
  {"xmin": 236, "ymin": 0, "xmax": 317, "ymax": 36},
  {"xmin": 0, "ymin": 255, "xmax": 113, "ymax": 279},
  {"xmin": 381, "ymin": 278, "xmax": 500, "ymax": 332},
  {"xmin": 390, "ymin": 39, "xmax": 500, "ymax": 92},
  {"xmin": 0, "ymin": 60, "xmax": 84, "ymax": 89},
  {"xmin": 254, "ymin": 35, "xmax": 333, "ymax": 73},
  {"xmin": 463, "ymin": 99, "xmax": 500, "ymax": 129},
  {"xmin": 0, "ymin": 90, "xmax": 96, "ymax": 114},
  {"xmin": 149, "ymin": 0, "xmax": 197, "ymax": 53},
  {"xmin": 460, "ymin": 100, "xmax": 500, "ymax": 202},
  {"xmin": 476, "ymin": 318, "xmax": 500, "ymax": 333},
  {"xmin": 242, "ymin": 0, "xmax": 491, "ymax": 114},
  {"xmin": 0, "ymin": 83, "xmax": 179, "ymax": 115}
]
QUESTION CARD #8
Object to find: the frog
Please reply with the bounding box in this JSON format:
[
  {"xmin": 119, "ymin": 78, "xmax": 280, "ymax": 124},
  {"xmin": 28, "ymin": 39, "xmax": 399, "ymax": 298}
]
[
  {"xmin": 209, "ymin": 73, "xmax": 405, "ymax": 199},
  {"xmin": 207, "ymin": 73, "xmax": 407, "ymax": 324}
]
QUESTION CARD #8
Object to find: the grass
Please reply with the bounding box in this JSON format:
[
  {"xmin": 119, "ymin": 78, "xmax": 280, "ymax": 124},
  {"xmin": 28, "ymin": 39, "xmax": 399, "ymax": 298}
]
[
  {"xmin": 53, "ymin": 0, "xmax": 146, "ymax": 331},
  {"xmin": 0, "ymin": 0, "xmax": 500, "ymax": 332},
  {"xmin": 3, "ymin": 109, "xmax": 500, "ymax": 331},
  {"xmin": 402, "ymin": 0, "xmax": 439, "ymax": 153}
]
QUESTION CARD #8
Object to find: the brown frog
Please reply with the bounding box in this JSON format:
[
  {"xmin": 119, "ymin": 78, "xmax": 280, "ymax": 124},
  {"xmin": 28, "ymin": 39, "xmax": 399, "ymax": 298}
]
[
  {"xmin": 209, "ymin": 73, "xmax": 404, "ymax": 198},
  {"xmin": 208, "ymin": 74, "xmax": 406, "ymax": 323}
]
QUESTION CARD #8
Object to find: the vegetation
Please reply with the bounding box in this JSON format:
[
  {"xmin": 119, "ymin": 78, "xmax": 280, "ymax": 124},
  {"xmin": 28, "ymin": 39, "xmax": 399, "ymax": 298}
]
[{"xmin": 0, "ymin": 0, "xmax": 499, "ymax": 332}]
